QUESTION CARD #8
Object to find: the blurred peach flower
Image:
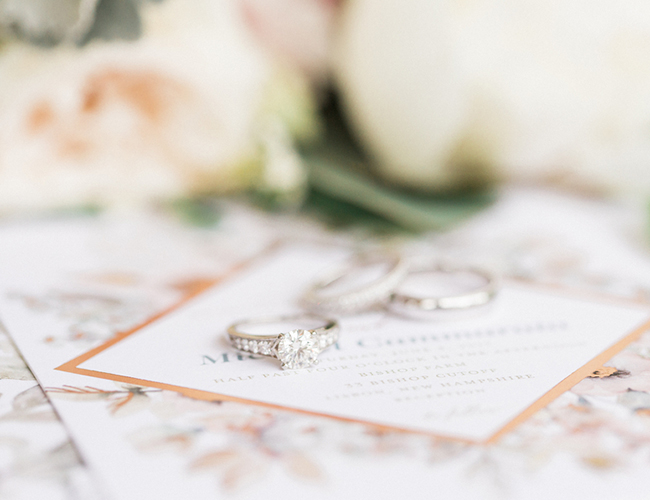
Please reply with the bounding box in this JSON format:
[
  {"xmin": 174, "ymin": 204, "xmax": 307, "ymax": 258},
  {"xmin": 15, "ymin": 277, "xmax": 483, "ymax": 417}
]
[
  {"xmin": 0, "ymin": 0, "xmax": 320, "ymax": 213},
  {"xmin": 335, "ymin": 0, "xmax": 650, "ymax": 194}
]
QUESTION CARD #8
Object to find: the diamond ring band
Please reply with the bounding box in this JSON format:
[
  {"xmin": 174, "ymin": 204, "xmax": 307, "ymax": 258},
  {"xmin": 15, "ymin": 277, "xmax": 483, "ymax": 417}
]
[
  {"xmin": 301, "ymin": 253, "xmax": 409, "ymax": 314},
  {"xmin": 227, "ymin": 314, "xmax": 339, "ymax": 370}
]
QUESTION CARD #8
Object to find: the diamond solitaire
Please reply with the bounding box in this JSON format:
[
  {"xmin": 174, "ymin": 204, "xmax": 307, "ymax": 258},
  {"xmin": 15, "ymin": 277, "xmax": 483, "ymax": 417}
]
[
  {"xmin": 274, "ymin": 329, "xmax": 320, "ymax": 369},
  {"xmin": 227, "ymin": 314, "xmax": 339, "ymax": 370}
]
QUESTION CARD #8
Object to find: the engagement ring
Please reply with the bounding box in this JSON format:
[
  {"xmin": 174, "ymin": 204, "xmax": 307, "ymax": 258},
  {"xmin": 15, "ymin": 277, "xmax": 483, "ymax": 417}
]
[{"xmin": 227, "ymin": 314, "xmax": 339, "ymax": 370}]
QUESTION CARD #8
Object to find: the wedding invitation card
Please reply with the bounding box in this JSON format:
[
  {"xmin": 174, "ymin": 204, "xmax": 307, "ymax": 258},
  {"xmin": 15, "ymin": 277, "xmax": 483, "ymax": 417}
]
[{"xmin": 59, "ymin": 244, "xmax": 650, "ymax": 443}]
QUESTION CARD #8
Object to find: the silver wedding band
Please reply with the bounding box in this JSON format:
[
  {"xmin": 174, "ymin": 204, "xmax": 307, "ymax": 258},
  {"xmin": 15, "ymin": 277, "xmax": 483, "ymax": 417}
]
[
  {"xmin": 227, "ymin": 314, "xmax": 339, "ymax": 370},
  {"xmin": 390, "ymin": 265, "xmax": 498, "ymax": 313}
]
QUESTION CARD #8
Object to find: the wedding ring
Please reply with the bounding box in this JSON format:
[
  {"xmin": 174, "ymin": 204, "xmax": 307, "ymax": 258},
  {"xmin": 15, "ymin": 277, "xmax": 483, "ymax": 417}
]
[
  {"xmin": 302, "ymin": 252, "xmax": 409, "ymax": 314},
  {"xmin": 227, "ymin": 314, "xmax": 339, "ymax": 370},
  {"xmin": 390, "ymin": 265, "xmax": 498, "ymax": 313}
]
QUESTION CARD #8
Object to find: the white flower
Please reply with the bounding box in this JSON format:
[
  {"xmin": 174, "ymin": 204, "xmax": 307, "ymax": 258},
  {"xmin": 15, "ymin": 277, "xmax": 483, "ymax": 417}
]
[
  {"xmin": 335, "ymin": 0, "xmax": 650, "ymax": 194},
  {"xmin": 0, "ymin": 0, "xmax": 318, "ymax": 213}
]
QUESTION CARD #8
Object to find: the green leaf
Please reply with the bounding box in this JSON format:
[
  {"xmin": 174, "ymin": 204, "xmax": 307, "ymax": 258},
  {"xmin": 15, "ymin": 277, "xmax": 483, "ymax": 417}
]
[
  {"xmin": 304, "ymin": 155, "xmax": 494, "ymax": 233},
  {"xmin": 303, "ymin": 189, "xmax": 406, "ymax": 234},
  {"xmin": 81, "ymin": 0, "xmax": 141, "ymax": 45},
  {"xmin": 168, "ymin": 198, "xmax": 221, "ymax": 228}
]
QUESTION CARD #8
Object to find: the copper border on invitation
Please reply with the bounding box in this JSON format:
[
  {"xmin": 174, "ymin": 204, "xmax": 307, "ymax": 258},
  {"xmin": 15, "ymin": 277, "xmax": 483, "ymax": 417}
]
[{"xmin": 56, "ymin": 259, "xmax": 650, "ymax": 445}]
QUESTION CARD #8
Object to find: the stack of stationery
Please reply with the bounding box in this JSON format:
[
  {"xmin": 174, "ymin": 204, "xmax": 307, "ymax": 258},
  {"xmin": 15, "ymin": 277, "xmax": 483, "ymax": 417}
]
[{"xmin": 2, "ymin": 188, "xmax": 650, "ymax": 500}]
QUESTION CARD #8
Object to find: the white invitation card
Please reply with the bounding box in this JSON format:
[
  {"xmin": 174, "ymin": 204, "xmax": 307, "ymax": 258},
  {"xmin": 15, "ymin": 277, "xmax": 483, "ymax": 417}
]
[{"xmin": 61, "ymin": 245, "xmax": 650, "ymax": 443}]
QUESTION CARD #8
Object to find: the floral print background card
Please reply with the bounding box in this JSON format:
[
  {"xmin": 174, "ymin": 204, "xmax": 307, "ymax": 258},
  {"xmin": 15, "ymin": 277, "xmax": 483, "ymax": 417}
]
[
  {"xmin": 4, "ymin": 189, "xmax": 650, "ymax": 499},
  {"xmin": 59, "ymin": 244, "xmax": 650, "ymax": 444}
]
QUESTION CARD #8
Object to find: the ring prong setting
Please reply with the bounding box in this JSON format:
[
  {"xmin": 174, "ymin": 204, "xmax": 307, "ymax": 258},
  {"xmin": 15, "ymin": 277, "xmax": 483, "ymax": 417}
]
[{"xmin": 276, "ymin": 328, "xmax": 321, "ymax": 370}]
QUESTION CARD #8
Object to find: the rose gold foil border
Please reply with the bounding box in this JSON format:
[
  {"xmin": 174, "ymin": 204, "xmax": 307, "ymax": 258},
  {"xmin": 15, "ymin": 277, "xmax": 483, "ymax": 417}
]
[{"xmin": 57, "ymin": 262, "xmax": 650, "ymax": 445}]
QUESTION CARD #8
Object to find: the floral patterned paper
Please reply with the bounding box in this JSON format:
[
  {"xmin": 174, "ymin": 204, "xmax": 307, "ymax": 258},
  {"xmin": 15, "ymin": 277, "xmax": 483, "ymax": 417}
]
[{"xmin": 2, "ymin": 189, "xmax": 650, "ymax": 499}]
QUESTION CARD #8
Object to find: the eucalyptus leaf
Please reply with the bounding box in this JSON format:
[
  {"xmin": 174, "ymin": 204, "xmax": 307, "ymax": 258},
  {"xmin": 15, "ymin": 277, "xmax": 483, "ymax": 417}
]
[
  {"xmin": 305, "ymin": 156, "xmax": 494, "ymax": 233},
  {"xmin": 0, "ymin": 0, "xmax": 97, "ymax": 46},
  {"xmin": 169, "ymin": 198, "xmax": 221, "ymax": 228},
  {"xmin": 81, "ymin": 0, "xmax": 140, "ymax": 44}
]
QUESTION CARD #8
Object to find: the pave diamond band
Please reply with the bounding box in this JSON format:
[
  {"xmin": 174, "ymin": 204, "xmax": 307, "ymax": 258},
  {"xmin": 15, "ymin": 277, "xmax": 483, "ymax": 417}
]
[
  {"xmin": 302, "ymin": 252, "xmax": 409, "ymax": 314},
  {"xmin": 227, "ymin": 314, "xmax": 339, "ymax": 370}
]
